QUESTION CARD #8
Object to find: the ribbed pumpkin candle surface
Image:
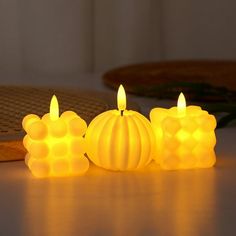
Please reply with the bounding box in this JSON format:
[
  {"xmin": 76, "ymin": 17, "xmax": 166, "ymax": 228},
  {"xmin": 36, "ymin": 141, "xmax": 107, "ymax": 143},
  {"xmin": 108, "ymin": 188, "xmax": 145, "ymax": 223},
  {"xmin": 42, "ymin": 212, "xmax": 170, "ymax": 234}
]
[
  {"xmin": 150, "ymin": 93, "xmax": 217, "ymax": 170},
  {"xmin": 86, "ymin": 85, "xmax": 155, "ymax": 171}
]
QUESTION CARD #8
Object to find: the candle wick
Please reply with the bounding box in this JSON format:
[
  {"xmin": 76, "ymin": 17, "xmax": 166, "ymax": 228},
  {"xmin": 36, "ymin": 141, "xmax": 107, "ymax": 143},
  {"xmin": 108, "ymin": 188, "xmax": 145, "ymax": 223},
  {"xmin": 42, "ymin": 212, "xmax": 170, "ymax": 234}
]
[{"xmin": 121, "ymin": 110, "xmax": 124, "ymax": 116}]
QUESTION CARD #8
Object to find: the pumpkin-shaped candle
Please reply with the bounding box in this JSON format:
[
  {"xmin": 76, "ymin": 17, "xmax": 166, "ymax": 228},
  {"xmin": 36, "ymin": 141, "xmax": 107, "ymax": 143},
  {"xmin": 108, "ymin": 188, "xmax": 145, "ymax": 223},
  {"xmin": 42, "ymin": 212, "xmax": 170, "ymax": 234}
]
[{"xmin": 86, "ymin": 85, "xmax": 155, "ymax": 171}]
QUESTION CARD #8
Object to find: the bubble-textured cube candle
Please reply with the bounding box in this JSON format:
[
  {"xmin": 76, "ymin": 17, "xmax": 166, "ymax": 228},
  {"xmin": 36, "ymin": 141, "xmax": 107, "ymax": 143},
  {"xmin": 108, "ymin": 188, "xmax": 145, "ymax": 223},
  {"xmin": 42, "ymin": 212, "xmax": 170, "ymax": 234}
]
[
  {"xmin": 22, "ymin": 95, "xmax": 89, "ymax": 178},
  {"xmin": 150, "ymin": 93, "xmax": 217, "ymax": 170}
]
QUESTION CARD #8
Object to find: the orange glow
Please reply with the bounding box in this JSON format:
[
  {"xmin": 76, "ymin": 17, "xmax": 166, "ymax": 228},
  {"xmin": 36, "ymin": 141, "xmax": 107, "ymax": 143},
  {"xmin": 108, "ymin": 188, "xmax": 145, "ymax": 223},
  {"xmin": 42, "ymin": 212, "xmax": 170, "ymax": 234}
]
[
  {"xmin": 50, "ymin": 95, "xmax": 59, "ymax": 121},
  {"xmin": 22, "ymin": 97, "xmax": 89, "ymax": 178},
  {"xmin": 86, "ymin": 84, "xmax": 155, "ymax": 171},
  {"xmin": 117, "ymin": 85, "xmax": 126, "ymax": 111},
  {"xmin": 150, "ymin": 100, "xmax": 217, "ymax": 170}
]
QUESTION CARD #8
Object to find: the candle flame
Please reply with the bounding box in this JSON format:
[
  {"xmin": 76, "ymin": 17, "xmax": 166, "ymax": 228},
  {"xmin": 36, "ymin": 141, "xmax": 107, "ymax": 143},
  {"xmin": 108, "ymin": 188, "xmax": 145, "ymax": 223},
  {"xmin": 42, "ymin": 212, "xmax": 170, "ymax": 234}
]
[
  {"xmin": 50, "ymin": 95, "xmax": 59, "ymax": 121},
  {"xmin": 177, "ymin": 92, "xmax": 186, "ymax": 112},
  {"xmin": 117, "ymin": 85, "xmax": 126, "ymax": 111}
]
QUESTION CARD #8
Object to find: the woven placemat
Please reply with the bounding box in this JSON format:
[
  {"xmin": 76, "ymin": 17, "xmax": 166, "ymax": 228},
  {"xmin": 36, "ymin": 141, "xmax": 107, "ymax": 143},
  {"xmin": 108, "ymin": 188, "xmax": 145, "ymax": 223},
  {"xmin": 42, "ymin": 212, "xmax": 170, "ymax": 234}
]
[{"xmin": 0, "ymin": 86, "xmax": 131, "ymax": 162}]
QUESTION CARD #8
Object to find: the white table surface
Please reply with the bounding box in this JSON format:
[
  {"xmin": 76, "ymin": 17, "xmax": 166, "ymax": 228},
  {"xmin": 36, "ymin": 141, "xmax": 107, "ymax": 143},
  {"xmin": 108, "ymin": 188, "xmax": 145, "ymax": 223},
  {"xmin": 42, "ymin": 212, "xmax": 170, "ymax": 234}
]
[{"xmin": 0, "ymin": 74, "xmax": 236, "ymax": 236}]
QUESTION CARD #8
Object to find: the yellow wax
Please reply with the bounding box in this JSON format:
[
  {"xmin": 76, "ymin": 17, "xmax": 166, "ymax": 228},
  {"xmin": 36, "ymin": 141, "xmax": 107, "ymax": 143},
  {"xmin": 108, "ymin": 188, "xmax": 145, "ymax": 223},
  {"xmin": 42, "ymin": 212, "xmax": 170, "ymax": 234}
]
[
  {"xmin": 86, "ymin": 110, "xmax": 155, "ymax": 171},
  {"xmin": 22, "ymin": 96, "xmax": 89, "ymax": 178},
  {"xmin": 150, "ymin": 98, "xmax": 217, "ymax": 170},
  {"xmin": 85, "ymin": 85, "xmax": 155, "ymax": 171}
]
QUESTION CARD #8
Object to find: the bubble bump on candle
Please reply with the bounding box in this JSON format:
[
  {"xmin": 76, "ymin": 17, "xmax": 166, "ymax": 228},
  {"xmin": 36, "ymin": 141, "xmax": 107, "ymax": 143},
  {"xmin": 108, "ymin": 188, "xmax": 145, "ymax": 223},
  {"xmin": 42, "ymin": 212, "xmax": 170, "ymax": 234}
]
[{"xmin": 23, "ymin": 95, "xmax": 89, "ymax": 178}]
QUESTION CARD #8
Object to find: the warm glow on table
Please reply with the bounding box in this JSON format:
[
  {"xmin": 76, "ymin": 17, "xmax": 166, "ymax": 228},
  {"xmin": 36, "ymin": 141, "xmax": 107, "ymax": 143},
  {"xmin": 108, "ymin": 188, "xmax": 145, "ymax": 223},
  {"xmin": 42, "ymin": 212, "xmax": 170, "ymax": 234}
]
[
  {"xmin": 22, "ymin": 95, "xmax": 89, "ymax": 178},
  {"xmin": 85, "ymin": 85, "xmax": 155, "ymax": 171},
  {"xmin": 150, "ymin": 93, "xmax": 217, "ymax": 170}
]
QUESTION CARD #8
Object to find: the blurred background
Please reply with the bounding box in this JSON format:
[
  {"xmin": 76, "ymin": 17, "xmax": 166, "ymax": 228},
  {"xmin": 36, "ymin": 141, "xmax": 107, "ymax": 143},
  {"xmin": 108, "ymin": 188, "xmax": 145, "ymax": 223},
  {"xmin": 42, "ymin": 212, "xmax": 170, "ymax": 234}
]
[{"xmin": 1, "ymin": 0, "xmax": 236, "ymax": 81}]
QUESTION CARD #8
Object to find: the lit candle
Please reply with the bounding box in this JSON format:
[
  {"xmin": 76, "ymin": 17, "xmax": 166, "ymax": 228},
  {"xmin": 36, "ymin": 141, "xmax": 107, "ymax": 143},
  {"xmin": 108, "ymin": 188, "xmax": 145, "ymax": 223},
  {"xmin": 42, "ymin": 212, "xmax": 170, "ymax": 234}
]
[
  {"xmin": 22, "ymin": 95, "xmax": 89, "ymax": 177},
  {"xmin": 150, "ymin": 93, "xmax": 216, "ymax": 170},
  {"xmin": 85, "ymin": 85, "xmax": 155, "ymax": 171}
]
